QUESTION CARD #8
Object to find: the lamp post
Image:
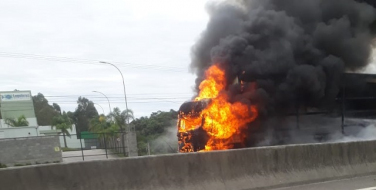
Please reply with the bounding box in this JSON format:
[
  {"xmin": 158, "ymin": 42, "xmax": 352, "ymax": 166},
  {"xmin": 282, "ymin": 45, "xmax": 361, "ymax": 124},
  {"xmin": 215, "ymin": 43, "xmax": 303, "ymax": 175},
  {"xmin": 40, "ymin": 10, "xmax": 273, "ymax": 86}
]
[
  {"xmin": 98, "ymin": 61, "xmax": 130, "ymax": 127},
  {"xmin": 92, "ymin": 91, "xmax": 112, "ymax": 116},
  {"xmin": 94, "ymin": 103, "xmax": 105, "ymax": 115},
  {"xmin": 99, "ymin": 61, "xmax": 130, "ymax": 157}
]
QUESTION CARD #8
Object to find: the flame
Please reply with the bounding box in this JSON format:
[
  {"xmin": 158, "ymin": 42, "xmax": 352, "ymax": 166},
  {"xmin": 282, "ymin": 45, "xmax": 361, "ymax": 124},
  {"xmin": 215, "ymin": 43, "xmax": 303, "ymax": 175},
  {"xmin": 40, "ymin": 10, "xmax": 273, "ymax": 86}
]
[
  {"xmin": 195, "ymin": 64, "xmax": 226, "ymax": 101},
  {"xmin": 179, "ymin": 64, "xmax": 258, "ymax": 151}
]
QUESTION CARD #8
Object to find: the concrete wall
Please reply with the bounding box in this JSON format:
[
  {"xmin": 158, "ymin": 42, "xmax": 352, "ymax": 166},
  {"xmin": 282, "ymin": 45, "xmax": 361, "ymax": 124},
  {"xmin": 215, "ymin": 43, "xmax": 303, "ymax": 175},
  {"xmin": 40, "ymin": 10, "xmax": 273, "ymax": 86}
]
[
  {"xmin": 0, "ymin": 126, "xmax": 39, "ymax": 139},
  {"xmin": 0, "ymin": 136, "xmax": 62, "ymax": 166},
  {"xmin": 1, "ymin": 140, "xmax": 376, "ymax": 190}
]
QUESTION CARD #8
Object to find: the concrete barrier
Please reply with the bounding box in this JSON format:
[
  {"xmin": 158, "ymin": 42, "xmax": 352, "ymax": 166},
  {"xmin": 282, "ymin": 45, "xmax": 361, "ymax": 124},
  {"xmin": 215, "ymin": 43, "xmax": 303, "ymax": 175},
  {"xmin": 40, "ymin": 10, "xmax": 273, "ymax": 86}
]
[
  {"xmin": 1, "ymin": 140, "xmax": 376, "ymax": 190},
  {"xmin": 0, "ymin": 136, "xmax": 62, "ymax": 166}
]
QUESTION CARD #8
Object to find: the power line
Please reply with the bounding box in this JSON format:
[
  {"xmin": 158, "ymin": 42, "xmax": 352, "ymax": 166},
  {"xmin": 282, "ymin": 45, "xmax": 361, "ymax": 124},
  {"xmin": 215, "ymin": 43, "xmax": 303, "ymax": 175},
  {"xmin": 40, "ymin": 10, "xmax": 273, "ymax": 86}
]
[
  {"xmin": 43, "ymin": 93, "xmax": 193, "ymax": 97},
  {"xmin": 0, "ymin": 52, "xmax": 188, "ymax": 72},
  {"xmin": 45, "ymin": 97, "xmax": 192, "ymax": 100},
  {"xmin": 48, "ymin": 101, "xmax": 184, "ymax": 104}
]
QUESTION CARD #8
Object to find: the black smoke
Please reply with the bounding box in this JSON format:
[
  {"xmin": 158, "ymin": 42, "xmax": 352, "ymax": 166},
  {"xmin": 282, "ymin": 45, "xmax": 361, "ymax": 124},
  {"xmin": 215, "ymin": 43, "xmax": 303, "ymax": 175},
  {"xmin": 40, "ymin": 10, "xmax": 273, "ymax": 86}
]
[{"xmin": 191, "ymin": 0, "xmax": 376, "ymax": 115}]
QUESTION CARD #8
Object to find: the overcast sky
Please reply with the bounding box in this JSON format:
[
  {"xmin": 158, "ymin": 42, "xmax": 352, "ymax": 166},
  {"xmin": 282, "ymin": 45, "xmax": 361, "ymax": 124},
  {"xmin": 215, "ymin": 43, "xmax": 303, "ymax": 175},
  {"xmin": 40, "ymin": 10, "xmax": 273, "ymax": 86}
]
[{"xmin": 0, "ymin": 0, "xmax": 209, "ymax": 118}]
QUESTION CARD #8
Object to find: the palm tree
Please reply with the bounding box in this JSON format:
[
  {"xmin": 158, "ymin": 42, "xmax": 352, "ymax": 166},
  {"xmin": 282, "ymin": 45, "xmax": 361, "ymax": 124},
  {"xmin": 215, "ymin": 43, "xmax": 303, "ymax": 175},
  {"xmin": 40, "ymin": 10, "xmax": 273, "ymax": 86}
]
[
  {"xmin": 109, "ymin": 107, "xmax": 134, "ymax": 131},
  {"xmin": 89, "ymin": 114, "xmax": 112, "ymax": 134},
  {"xmin": 5, "ymin": 115, "xmax": 29, "ymax": 127},
  {"xmin": 52, "ymin": 113, "xmax": 72, "ymax": 148}
]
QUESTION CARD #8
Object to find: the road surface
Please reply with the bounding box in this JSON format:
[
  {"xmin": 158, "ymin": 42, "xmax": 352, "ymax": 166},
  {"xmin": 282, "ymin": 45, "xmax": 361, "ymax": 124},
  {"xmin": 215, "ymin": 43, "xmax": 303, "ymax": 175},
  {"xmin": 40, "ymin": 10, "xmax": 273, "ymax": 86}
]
[
  {"xmin": 271, "ymin": 175, "xmax": 376, "ymax": 190},
  {"xmin": 62, "ymin": 149, "xmax": 118, "ymax": 163}
]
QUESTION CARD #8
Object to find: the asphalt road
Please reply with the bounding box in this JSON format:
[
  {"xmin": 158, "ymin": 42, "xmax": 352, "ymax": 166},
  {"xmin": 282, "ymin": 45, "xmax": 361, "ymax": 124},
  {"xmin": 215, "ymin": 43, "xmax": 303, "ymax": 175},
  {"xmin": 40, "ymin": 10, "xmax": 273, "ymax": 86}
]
[{"xmin": 271, "ymin": 175, "xmax": 376, "ymax": 190}]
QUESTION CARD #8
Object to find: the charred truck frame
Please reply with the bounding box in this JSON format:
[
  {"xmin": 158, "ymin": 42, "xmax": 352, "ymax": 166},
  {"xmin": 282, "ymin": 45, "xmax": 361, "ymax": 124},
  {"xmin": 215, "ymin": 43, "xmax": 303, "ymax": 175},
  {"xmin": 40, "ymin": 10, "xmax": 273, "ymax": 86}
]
[{"xmin": 177, "ymin": 73, "xmax": 376, "ymax": 152}]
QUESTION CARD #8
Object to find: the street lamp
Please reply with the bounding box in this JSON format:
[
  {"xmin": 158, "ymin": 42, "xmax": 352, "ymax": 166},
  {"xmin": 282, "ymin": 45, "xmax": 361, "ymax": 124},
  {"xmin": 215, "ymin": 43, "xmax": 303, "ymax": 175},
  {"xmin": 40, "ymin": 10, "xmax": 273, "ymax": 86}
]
[
  {"xmin": 99, "ymin": 61, "xmax": 130, "ymax": 128},
  {"xmin": 99, "ymin": 61, "xmax": 130, "ymax": 157},
  {"xmin": 94, "ymin": 103, "xmax": 105, "ymax": 115},
  {"xmin": 92, "ymin": 90, "xmax": 112, "ymax": 116}
]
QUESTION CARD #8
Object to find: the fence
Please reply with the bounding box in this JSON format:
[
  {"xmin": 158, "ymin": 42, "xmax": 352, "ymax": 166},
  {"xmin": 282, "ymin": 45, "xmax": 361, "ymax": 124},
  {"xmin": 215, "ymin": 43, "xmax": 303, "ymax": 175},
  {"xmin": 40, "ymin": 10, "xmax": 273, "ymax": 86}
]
[
  {"xmin": 0, "ymin": 131, "xmax": 137, "ymax": 164},
  {"xmin": 56, "ymin": 131, "xmax": 139, "ymax": 162}
]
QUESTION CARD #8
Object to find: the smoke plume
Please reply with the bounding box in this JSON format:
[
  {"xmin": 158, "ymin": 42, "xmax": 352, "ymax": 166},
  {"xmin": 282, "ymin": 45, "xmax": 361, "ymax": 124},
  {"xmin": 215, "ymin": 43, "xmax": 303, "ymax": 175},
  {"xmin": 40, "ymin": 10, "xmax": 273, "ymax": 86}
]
[
  {"xmin": 150, "ymin": 122, "xmax": 178, "ymax": 154},
  {"xmin": 191, "ymin": 0, "xmax": 376, "ymax": 114}
]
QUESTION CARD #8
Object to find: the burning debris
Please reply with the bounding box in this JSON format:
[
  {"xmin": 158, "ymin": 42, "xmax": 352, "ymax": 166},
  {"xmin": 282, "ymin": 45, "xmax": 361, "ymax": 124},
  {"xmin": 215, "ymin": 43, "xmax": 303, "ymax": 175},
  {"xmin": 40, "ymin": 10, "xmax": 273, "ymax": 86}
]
[{"xmin": 178, "ymin": 0, "xmax": 376, "ymax": 152}]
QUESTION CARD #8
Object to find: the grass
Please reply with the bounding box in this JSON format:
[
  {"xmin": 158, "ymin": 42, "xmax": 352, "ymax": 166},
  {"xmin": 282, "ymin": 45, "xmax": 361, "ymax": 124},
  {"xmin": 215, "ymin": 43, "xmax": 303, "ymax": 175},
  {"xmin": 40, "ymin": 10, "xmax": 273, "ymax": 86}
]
[
  {"xmin": 61, "ymin": 147, "xmax": 80, "ymax": 152},
  {"xmin": 109, "ymin": 149, "xmax": 127, "ymax": 158}
]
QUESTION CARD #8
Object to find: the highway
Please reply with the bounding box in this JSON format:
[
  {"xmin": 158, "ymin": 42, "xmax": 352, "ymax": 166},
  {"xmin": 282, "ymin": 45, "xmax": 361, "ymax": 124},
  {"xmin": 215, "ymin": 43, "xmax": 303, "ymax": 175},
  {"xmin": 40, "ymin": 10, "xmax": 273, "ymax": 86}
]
[{"xmin": 272, "ymin": 175, "xmax": 376, "ymax": 190}]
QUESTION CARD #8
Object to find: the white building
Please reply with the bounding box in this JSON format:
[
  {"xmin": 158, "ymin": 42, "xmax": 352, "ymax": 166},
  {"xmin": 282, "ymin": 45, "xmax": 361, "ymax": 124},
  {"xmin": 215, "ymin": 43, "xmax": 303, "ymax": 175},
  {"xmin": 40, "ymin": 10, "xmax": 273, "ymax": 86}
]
[
  {"xmin": 0, "ymin": 90, "xmax": 38, "ymax": 138},
  {"xmin": 39, "ymin": 125, "xmax": 83, "ymax": 149}
]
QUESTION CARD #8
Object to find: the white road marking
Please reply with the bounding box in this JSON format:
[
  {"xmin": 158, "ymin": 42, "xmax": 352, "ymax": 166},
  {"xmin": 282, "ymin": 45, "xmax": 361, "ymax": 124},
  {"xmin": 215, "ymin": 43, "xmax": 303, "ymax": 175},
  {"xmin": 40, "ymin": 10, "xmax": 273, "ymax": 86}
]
[{"xmin": 356, "ymin": 187, "xmax": 376, "ymax": 190}]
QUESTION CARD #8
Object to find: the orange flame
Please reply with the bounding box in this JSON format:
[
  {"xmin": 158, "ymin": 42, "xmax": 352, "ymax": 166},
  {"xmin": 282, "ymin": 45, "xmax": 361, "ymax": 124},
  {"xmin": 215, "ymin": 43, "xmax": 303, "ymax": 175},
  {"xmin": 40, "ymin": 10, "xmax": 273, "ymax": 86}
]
[
  {"xmin": 180, "ymin": 64, "xmax": 258, "ymax": 151},
  {"xmin": 195, "ymin": 64, "xmax": 226, "ymax": 101}
]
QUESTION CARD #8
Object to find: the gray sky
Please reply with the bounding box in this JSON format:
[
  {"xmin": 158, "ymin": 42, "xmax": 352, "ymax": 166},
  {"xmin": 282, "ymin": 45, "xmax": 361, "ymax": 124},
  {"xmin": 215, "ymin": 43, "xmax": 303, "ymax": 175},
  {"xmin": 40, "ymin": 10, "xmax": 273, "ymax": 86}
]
[{"xmin": 0, "ymin": 0, "xmax": 209, "ymax": 118}]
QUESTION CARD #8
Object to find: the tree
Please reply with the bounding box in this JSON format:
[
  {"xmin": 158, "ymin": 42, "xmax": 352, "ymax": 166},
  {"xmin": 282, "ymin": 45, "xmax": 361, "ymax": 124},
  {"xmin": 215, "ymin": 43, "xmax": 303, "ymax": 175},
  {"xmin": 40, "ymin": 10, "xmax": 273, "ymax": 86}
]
[
  {"xmin": 52, "ymin": 103, "xmax": 61, "ymax": 114},
  {"xmin": 5, "ymin": 115, "xmax": 29, "ymax": 127},
  {"xmin": 73, "ymin": 97, "xmax": 98, "ymax": 135},
  {"xmin": 32, "ymin": 93, "xmax": 60, "ymax": 125},
  {"xmin": 52, "ymin": 112, "xmax": 72, "ymax": 148},
  {"xmin": 89, "ymin": 114, "xmax": 111, "ymax": 133},
  {"xmin": 109, "ymin": 107, "xmax": 134, "ymax": 131},
  {"xmin": 132, "ymin": 109, "xmax": 178, "ymax": 155}
]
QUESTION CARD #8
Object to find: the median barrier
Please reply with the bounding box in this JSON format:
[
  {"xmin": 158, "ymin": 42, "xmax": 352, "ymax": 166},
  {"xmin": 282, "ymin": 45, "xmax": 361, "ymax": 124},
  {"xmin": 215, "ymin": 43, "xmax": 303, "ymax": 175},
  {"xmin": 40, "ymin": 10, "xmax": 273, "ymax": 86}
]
[{"xmin": 1, "ymin": 140, "xmax": 376, "ymax": 190}]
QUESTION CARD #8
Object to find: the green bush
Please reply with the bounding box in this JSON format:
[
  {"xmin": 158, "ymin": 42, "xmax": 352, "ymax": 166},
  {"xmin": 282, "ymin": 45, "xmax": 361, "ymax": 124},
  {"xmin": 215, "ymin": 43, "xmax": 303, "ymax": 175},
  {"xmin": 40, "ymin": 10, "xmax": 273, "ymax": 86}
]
[
  {"xmin": 25, "ymin": 163, "xmax": 32, "ymax": 165},
  {"xmin": 53, "ymin": 161, "xmax": 60, "ymax": 163},
  {"xmin": 0, "ymin": 163, "xmax": 7, "ymax": 168},
  {"xmin": 14, "ymin": 163, "xmax": 25, "ymax": 167}
]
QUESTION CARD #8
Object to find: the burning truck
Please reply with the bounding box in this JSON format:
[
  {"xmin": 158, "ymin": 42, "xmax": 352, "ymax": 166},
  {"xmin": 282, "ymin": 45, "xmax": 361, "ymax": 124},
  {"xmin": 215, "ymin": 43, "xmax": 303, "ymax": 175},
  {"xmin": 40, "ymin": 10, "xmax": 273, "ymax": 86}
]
[
  {"xmin": 177, "ymin": 64, "xmax": 258, "ymax": 152},
  {"xmin": 177, "ymin": 0, "xmax": 376, "ymax": 153}
]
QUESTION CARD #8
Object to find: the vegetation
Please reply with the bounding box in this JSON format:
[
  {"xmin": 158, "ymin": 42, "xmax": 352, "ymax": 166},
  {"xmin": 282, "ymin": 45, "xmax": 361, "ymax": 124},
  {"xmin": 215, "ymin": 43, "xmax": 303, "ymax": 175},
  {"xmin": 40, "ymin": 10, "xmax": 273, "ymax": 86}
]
[
  {"xmin": 71, "ymin": 97, "xmax": 99, "ymax": 135},
  {"xmin": 132, "ymin": 110, "xmax": 178, "ymax": 156},
  {"xmin": 4, "ymin": 115, "xmax": 29, "ymax": 127},
  {"xmin": 89, "ymin": 107, "xmax": 134, "ymax": 133},
  {"xmin": 109, "ymin": 108, "xmax": 134, "ymax": 131},
  {"xmin": 31, "ymin": 93, "xmax": 180, "ymax": 157},
  {"xmin": 87, "ymin": 108, "xmax": 178, "ymax": 156},
  {"xmin": 14, "ymin": 163, "xmax": 25, "ymax": 167},
  {"xmin": 61, "ymin": 147, "xmax": 80, "ymax": 152},
  {"xmin": 0, "ymin": 163, "xmax": 7, "ymax": 168},
  {"xmin": 52, "ymin": 112, "xmax": 73, "ymax": 148},
  {"xmin": 33, "ymin": 93, "xmax": 60, "ymax": 125}
]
